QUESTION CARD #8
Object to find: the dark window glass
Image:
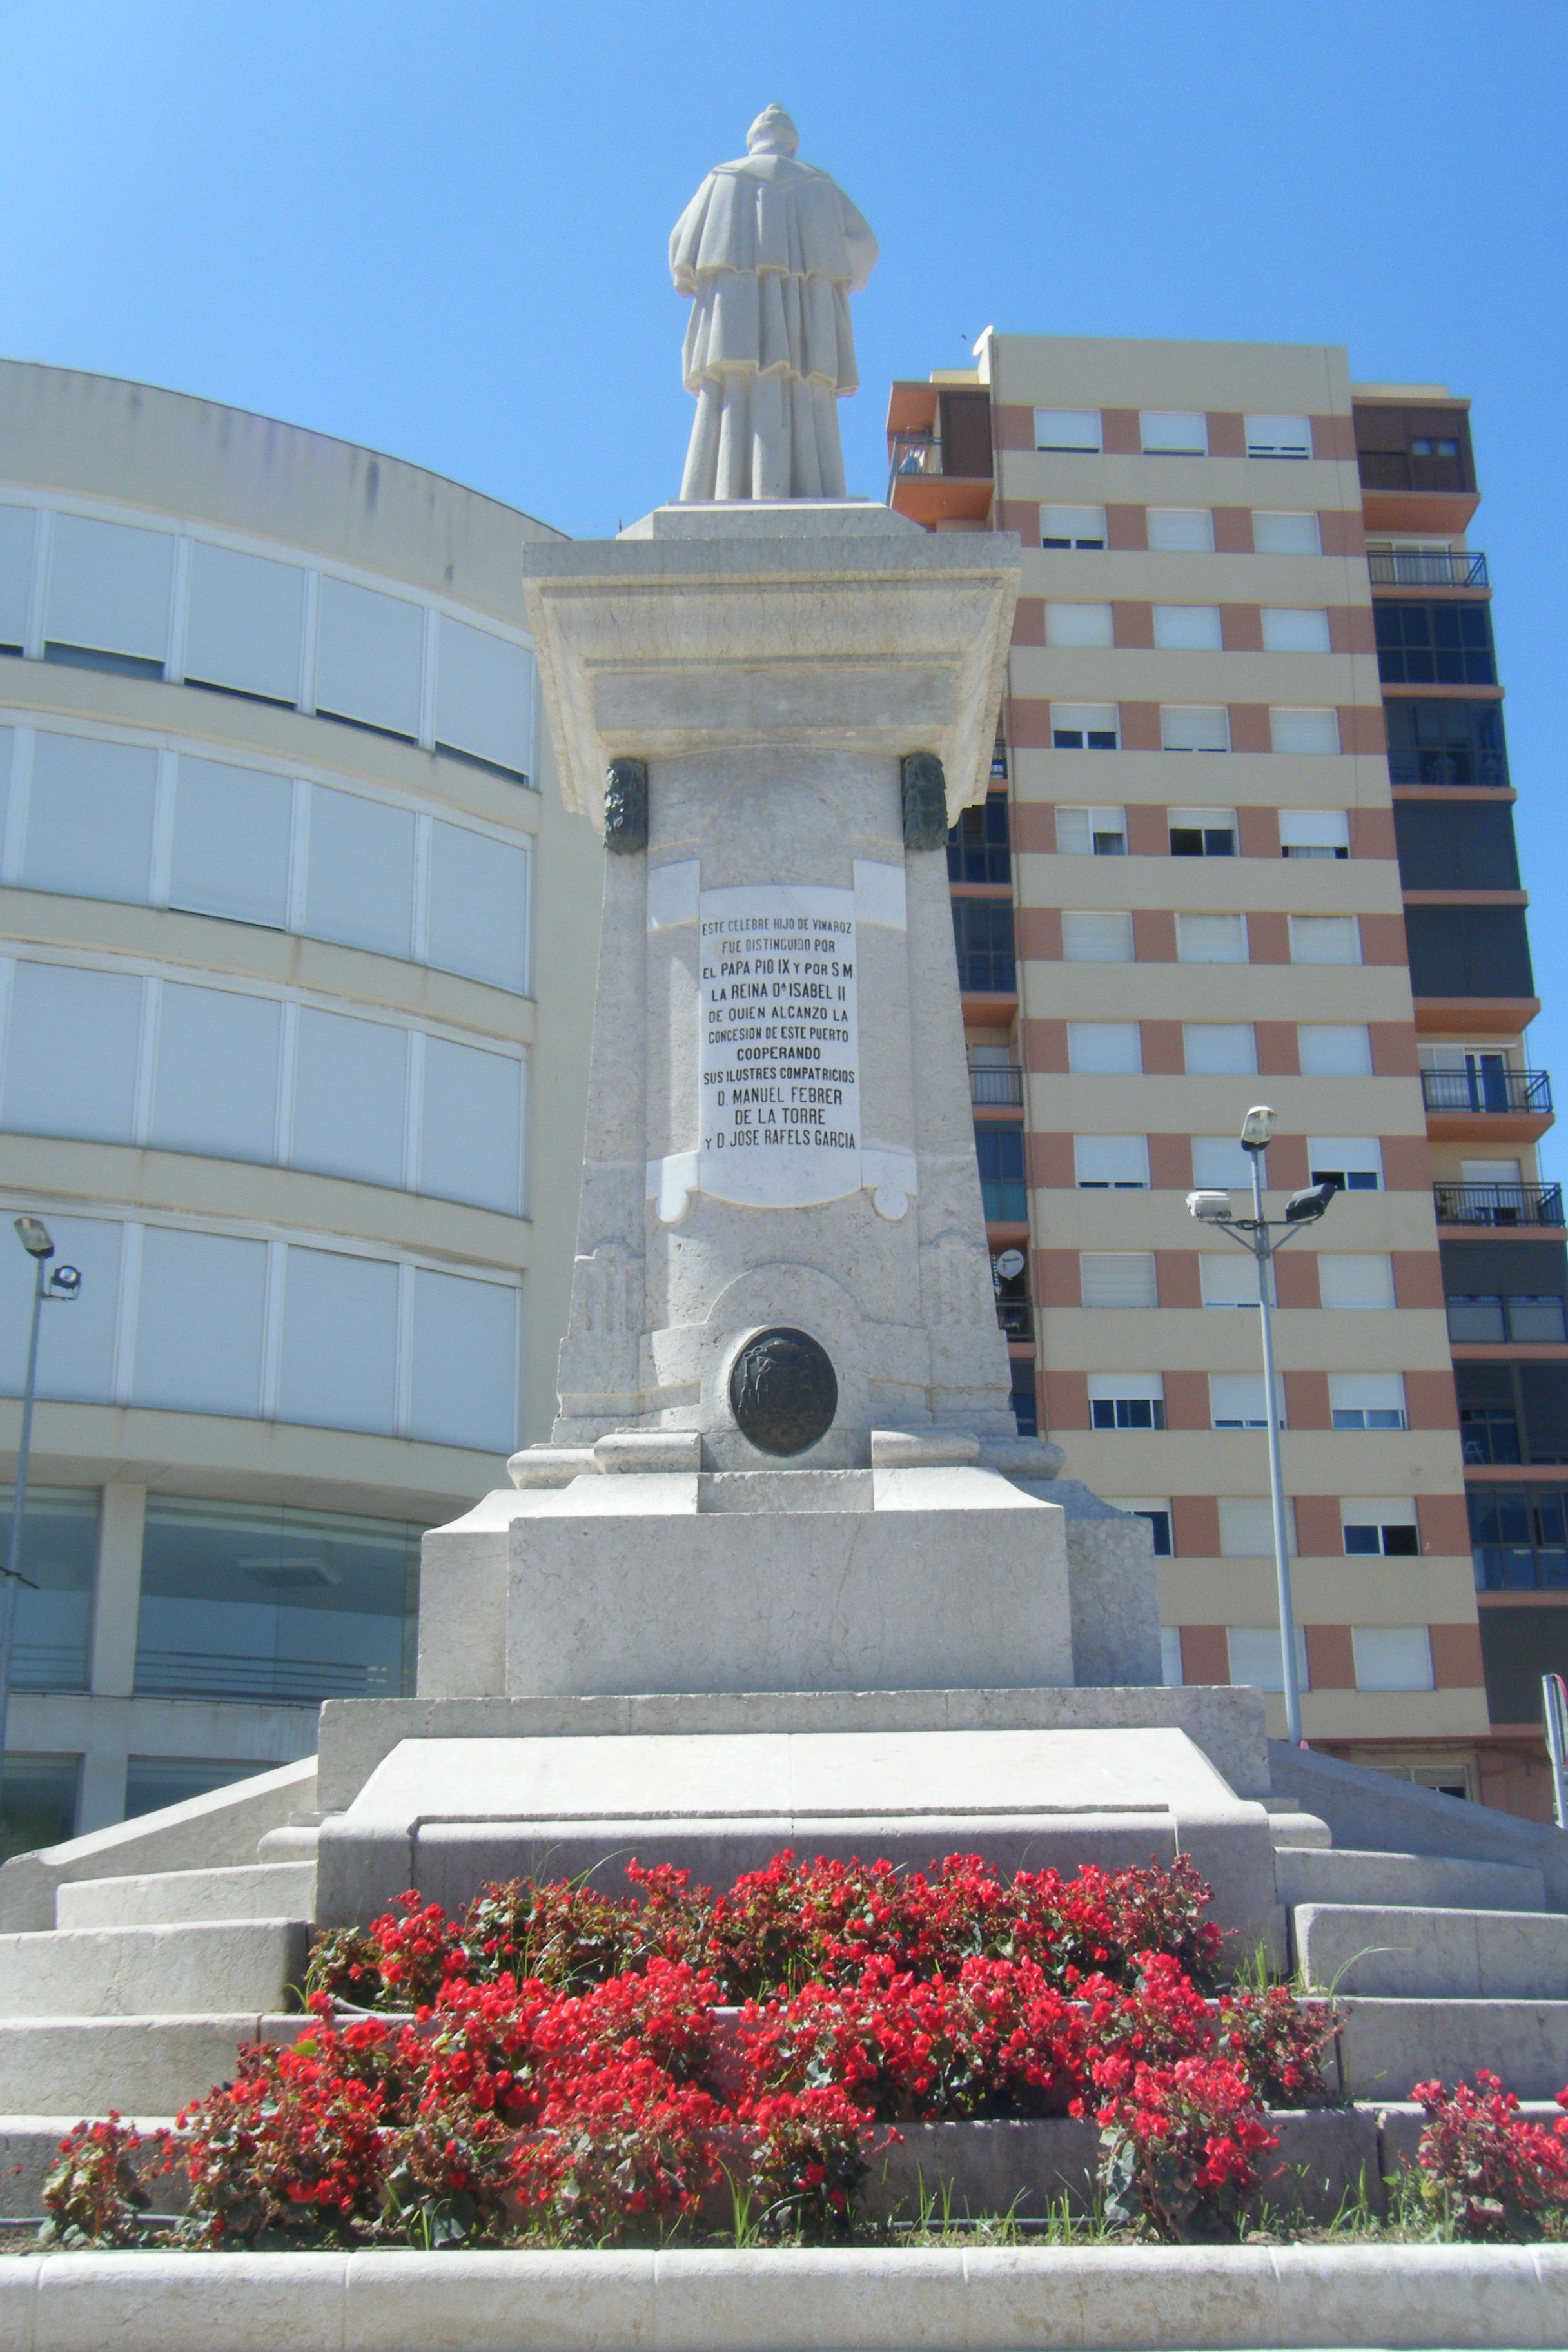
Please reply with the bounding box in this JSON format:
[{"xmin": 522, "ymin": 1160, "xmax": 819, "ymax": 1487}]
[
  {"xmin": 1375, "ymin": 601, "xmax": 1496, "ymax": 687},
  {"xmin": 1520, "ymin": 1364, "xmax": 1568, "ymax": 1464},
  {"xmin": 1008, "ymin": 1364, "xmax": 1037, "ymax": 1436},
  {"xmin": 1404, "ymin": 905, "xmax": 1534, "ymax": 1001},
  {"xmin": 1344, "ymin": 1519, "xmax": 1420, "ymax": 1556},
  {"xmin": 952, "ymin": 899, "xmax": 1016, "ymax": 993},
  {"xmin": 1478, "ymin": 1605, "xmax": 1568, "ymax": 1724},
  {"xmin": 124, "ymin": 1758, "xmax": 270, "ymax": 1818},
  {"xmin": 1469, "ymin": 1485, "xmax": 1568, "ymax": 1592},
  {"xmin": 1393, "ymin": 800, "xmax": 1520, "ymax": 892},
  {"xmin": 974, "ymin": 1122, "xmax": 1027, "ymax": 1222},
  {"xmin": 1456, "ymin": 1361, "xmax": 1521, "ymax": 1464},
  {"xmin": 134, "ymin": 1498, "xmax": 423, "ymax": 1705},
  {"xmin": 1447, "ymin": 1294, "xmax": 1507, "ymax": 1343},
  {"xmin": 947, "ymin": 797, "xmax": 1012, "ymax": 883},
  {"xmin": 1170, "ymin": 827, "xmax": 1236, "ymax": 858},
  {"xmin": 1134, "ymin": 1508, "xmax": 1173, "ymax": 1556},
  {"xmin": 0, "ymin": 1486, "xmax": 96, "ymax": 1692},
  {"xmin": 1090, "ymin": 1396, "xmax": 1167, "ymax": 1431},
  {"xmin": 1509, "ymin": 1295, "xmax": 1568, "ymax": 1344},
  {"xmin": 0, "ymin": 1754, "xmax": 79, "ymax": 1865},
  {"xmin": 1384, "ymin": 698, "xmax": 1508, "ymax": 789}
]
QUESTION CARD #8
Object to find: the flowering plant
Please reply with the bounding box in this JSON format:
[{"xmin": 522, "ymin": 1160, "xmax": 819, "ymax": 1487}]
[
  {"xmin": 40, "ymin": 2115, "xmax": 150, "ymax": 2246},
  {"xmin": 1410, "ymin": 2072, "xmax": 1568, "ymax": 2240},
  {"xmin": 1095, "ymin": 2053, "xmax": 1280, "ymax": 2240}
]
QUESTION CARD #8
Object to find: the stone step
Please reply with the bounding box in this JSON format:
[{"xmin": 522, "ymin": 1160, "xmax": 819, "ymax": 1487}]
[
  {"xmin": 1276, "ymin": 1845, "xmax": 1546, "ymax": 1915},
  {"xmin": 0, "ymin": 2014, "xmax": 309, "ymax": 2115},
  {"xmin": 1265, "ymin": 1810, "xmax": 1331, "ymax": 1850},
  {"xmin": 55, "ymin": 1860, "xmax": 317, "ymax": 1930},
  {"xmin": 1298, "ymin": 1903, "xmax": 1568, "ymax": 2001},
  {"xmin": 256, "ymin": 1818, "xmax": 320, "ymax": 1861},
  {"xmin": 1337, "ymin": 1995, "xmax": 1568, "ymax": 2101},
  {"xmin": 0, "ymin": 1919, "xmax": 310, "ymax": 2019}
]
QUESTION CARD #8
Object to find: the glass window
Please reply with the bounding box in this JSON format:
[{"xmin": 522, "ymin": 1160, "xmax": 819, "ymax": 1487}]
[
  {"xmin": 1050, "ymin": 703, "xmax": 1120, "ymax": 750},
  {"xmin": 1035, "ymin": 409, "xmax": 1101, "ymax": 452},
  {"xmin": 1146, "ymin": 507, "xmax": 1213, "ymax": 552},
  {"xmin": 1299, "ymin": 1024, "xmax": 1371, "ymax": 1075},
  {"xmin": 1290, "ymin": 915, "xmax": 1361, "ymax": 965},
  {"xmin": 1228, "ymin": 1625, "xmax": 1311, "ymax": 1691},
  {"xmin": 124, "ymin": 1756, "xmax": 273, "ymax": 1819},
  {"xmin": 975, "ymin": 1122, "xmax": 1027, "ymax": 1222},
  {"xmin": 1210, "ymin": 1372, "xmax": 1284, "ymax": 1429},
  {"xmin": 1041, "ymin": 505, "xmax": 1106, "ymax": 549},
  {"xmin": 951, "ymin": 900, "xmax": 1015, "ymax": 993},
  {"xmin": 947, "ymin": 798, "xmax": 1010, "ymax": 883},
  {"xmin": 1254, "ymin": 511, "xmax": 1322, "ymax": 554},
  {"xmin": 1056, "ymin": 805, "xmax": 1126, "ymax": 855},
  {"xmin": 1067, "ymin": 1022, "xmax": 1141, "ymax": 1074},
  {"xmin": 1384, "ymin": 698, "xmax": 1507, "ymax": 788},
  {"xmin": 1351, "ymin": 1626, "xmax": 1433, "ymax": 1691},
  {"xmin": 1081, "ymin": 1253, "xmax": 1158, "ymax": 1308},
  {"xmin": 1271, "ymin": 708, "xmax": 1340, "ymax": 755},
  {"xmin": 1375, "ymin": 602, "xmax": 1496, "ymax": 687},
  {"xmin": 1280, "ymin": 808, "xmax": 1349, "ymax": 858},
  {"xmin": 134, "ymin": 1498, "xmax": 422, "ymax": 1705},
  {"xmin": 1308, "ymin": 1137, "xmax": 1382, "ymax": 1192},
  {"xmin": 1245, "ymin": 415, "xmax": 1313, "ymax": 460},
  {"xmin": 1063, "ymin": 908, "xmax": 1133, "ymax": 961},
  {"xmin": 1469, "ymin": 1484, "xmax": 1568, "ymax": 1590},
  {"xmin": 1046, "ymin": 602, "xmax": 1114, "ymax": 648},
  {"xmin": 1170, "ymin": 808, "xmax": 1237, "ymax": 857},
  {"xmin": 1176, "ymin": 914, "xmax": 1248, "ymax": 963},
  {"xmin": 1262, "ymin": 608, "xmax": 1331, "ymax": 653},
  {"xmin": 1153, "ymin": 605, "xmax": 1222, "ymax": 651},
  {"xmin": 1009, "ymin": 1364, "xmax": 1038, "ymax": 1438},
  {"xmin": 1161, "ymin": 706, "xmax": 1230, "ymax": 752},
  {"xmin": 1141, "ymin": 412, "xmax": 1208, "ymax": 455},
  {"xmin": 0, "ymin": 1485, "xmax": 96, "ymax": 1691},
  {"xmin": 1320, "ymin": 1253, "xmax": 1396, "ymax": 1309},
  {"xmin": 1074, "ymin": 1134, "xmax": 1149, "ymax": 1188},
  {"xmin": 1329, "ymin": 1374, "xmax": 1407, "ymax": 1431},
  {"xmin": 1511, "ymin": 1295, "xmax": 1568, "ymax": 1342},
  {"xmin": 1183, "ymin": 1023, "xmax": 1256, "ymax": 1075},
  {"xmin": 0, "ymin": 1753, "xmax": 79, "ymax": 1865}
]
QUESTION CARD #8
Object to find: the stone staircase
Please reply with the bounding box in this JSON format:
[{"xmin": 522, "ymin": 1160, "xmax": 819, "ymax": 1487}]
[{"xmin": 0, "ymin": 1749, "xmax": 1565, "ymax": 2217}]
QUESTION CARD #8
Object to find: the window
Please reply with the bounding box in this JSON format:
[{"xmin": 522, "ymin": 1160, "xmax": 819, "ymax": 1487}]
[
  {"xmin": 1068, "ymin": 1022, "xmax": 1141, "ymax": 1074},
  {"xmin": 426, "ymin": 821, "xmax": 531, "ymax": 995},
  {"xmin": 1344, "ymin": 1505, "xmax": 1420, "ymax": 1562},
  {"xmin": 1183, "ymin": 1023, "xmax": 1256, "ymax": 1075},
  {"xmin": 44, "ymin": 513, "xmax": 174, "ymax": 672},
  {"xmin": 1160, "ymin": 1626, "xmax": 1184, "ymax": 1685},
  {"xmin": 1330, "ymin": 1374, "xmax": 1408, "ymax": 1431},
  {"xmin": 1200, "ymin": 1253, "xmax": 1266, "ymax": 1308},
  {"xmin": 1253, "ymin": 511, "xmax": 1322, "ymax": 555},
  {"xmin": 1227, "ymin": 1625, "xmax": 1310, "ymax": 1692},
  {"xmin": 434, "ymin": 616, "xmax": 532, "ymax": 779},
  {"xmin": 1176, "ymin": 913, "xmax": 1248, "ymax": 963},
  {"xmin": 0, "ymin": 1486, "xmax": 96, "ymax": 1692},
  {"xmin": 1271, "ymin": 708, "xmax": 1340, "ymax": 756},
  {"xmin": 1262, "ymin": 608, "xmax": 1331, "ymax": 654},
  {"xmin": 1299, "ymin": 1024, "xmax": 1372, "ymax": 1076},
  {"xmin": 125, "ymin": 1758, "xmax": 266, "ymax": 1819},
  {"xmin": 1161, "ymin": 706, "xmax": 1230, "ymax": 752},
  {"xmin": 1147, "ymin": 507, "xmax": 1214, "ymax": 553},
  {"xmin": 1055, "ymin": 805, "xmax": 1126, "ymax": 855},
  {"xmin": 1109, "ymin": 1500, "xmax": 1173, "ymax": 1556},
  {"xmin": 169, "ymin": 756, "xmax": 293, "ymax": 928},
  {"xmin": 1219, "ymin": 1497, "xmax": 1297, "ymax": 1556},
  {"xmin": 1141, "ymin": 411, "xmax": 1208, "ymax": 455},
  {"xmin": 1308, "ymin": 1138, "xmax": 1382, "ymax": 1192},
  {"xmin": 1153, "ymin": 605, "xmax": 1223, "ymax": 651},
  {"xmin": 948, "ymin": 798, "xmax": 1011, "ymax": 883},
  {"xmin": 291, "ymin": 1009, "xmax": 408, "ymax": 1188},
  {"xmin": 1210, "ymin": 1373, "xmax": 1284, "ymax": 1429},
  {"xmin": 1395, "ymin": 801, "xmax": 1518, "ymax": 894},
  {"xmin": 1036, "ymin": 409, "xmax": 1102, "ymax": 452},
  {"xmin": 0, "ymin": 504, "xmax": 36, "ymax": 649},
  {"xmin": 992, "ymin": 1244, "xmax": 1031, "ymax": 1338},
  {"xmin": 313, "ymin": 576, "xmax": 424, "ymax": 740},
  {"xmin": 151, "ymin": 984, "xmax": 283, "ymax": 1165},
  {"xmin": 1447, "ymin": 1294, "xmax": 1568, "ymax": 1344},
  {"xmin": 1192, "ymin": 1136, "xmax": 1260, "ymax": 1188},
  {"xmin": 1088, "ymin": 1373, "xmax": 1166, "ymax": 1431},
  {"xmin": 1280, "ymin": 807, "xmax": 1349, "ymax": 859},
  {"xmin": 1, "ymin": 1754, "xmax": 81, "ymax": 1865},
  {"xmin": 1009, "ymin": 1364, "xmax": 1038, "ymax": 1438},
  {"xmin": 1384, "ymin": 698, "xmax": 1507, "ymax": 789},
  {"xmin": 1170, "ymin": 808, "xmax": 1237, "ymax": 858},
  {"xmin": 1081, "ymin": 1253, "xmax": 1159, "ymax": 1308},
  {"xmin": 2, "ymin": 961, "xmax": 142, "ymax": 1144},
  {"xmin": 1063, "ymin": 909, "xmax": 1134, "ymax": 962},
  {"xmin": 1046, "ymin": 602, "xmax": 1114, "ymax": 648},
  {"xmin": 1052, "ymin": 704, "xmax": 1121, "ymax": 751},
  {"xmin": 305, "ymin": 785, "xmax": 416, "ymax": 959},
  {"xmin": 1320, "ymin": 1254, "xmax": 1396, "ymax": 1309},
  {"xmin": 975, "ymin": 1122, "xmax": 1027, "ymax": 1221},
  {"xmin": 951, "ymin": 900, "xmax": 1015, "ymax": 992},
  {"xmin": 1405, "ymin": 905, "xmax": 1533, "ymax": 999},
  {"xmin": 1041, "ymin": 505, "xmax": 1106, "ymax": 549},
  {"xmin": 1375, "ymin": 601, "xmax": 1496, "ymax": 687},
  {"xmin": 1289, "ymin": 915, "xmax": 1360, "ymax": 965},
  {"xmin": 1410, "ymin": 436, "xmax": 1459, "ymax": 460},
  {"xmin": 1075, "ymin": 1134, "xmax": 1150, "ymax": 1188},
  {"xmin": 24, "ymin": 730, "xmax": 158, "ymax": 905},
  {"xmin": 184, "ymin": 543, "xmax": 306, "ymax": 707},
  {"xmin": 1469, "ymin": 1484, "xmax": 1568, "ymax": 1590},
  {"xmin": 1352, "ymin": 1625, "xmax": 1434, "ymax": 1692},
  {"xmin": 1246, "ymin": 415, "xmax": 1313, "ymax": 460},
  {"xmin": 134, "ymin": 1497, "xmax": 422, "ymax": 1705}
]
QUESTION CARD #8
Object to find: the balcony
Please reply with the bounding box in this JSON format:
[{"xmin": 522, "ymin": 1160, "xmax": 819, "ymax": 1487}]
[
  {"xmin": 1422, "ymin": 1068, "xmax": 1552, "ymax": 1116},
  {"xmin": 972, "ymin": 1066, "xmax": 1024, "ymax": 1108},
  {"xmin": 887, "ymin": 432, "xmax": 994, "ymax": 527},
  {"xmin": 1434, "ymin": 1182, "xmax": 1566, "ymax": 1230},
  {"xmin": 996, "ymin": 1296, "xmax": 1033, "ymax": 1340},
  {"xmin": 1369, "ymin": 549, "xmax": 1488, "ymax": 589}
]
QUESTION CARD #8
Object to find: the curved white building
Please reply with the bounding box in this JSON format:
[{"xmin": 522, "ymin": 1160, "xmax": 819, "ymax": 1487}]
[{"xmin": 0, "ymin": 364, "xmax": 600, "ymax": 1847}]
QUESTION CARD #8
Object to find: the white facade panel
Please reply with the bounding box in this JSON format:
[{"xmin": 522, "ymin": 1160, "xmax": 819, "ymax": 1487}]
[
  {"xmin": 0, "ymin": 504, "xmax": 35, "ymax": 645},
  {"xmin": 45, "ymin": 514, "xmax": 174, "ymax": 662},
  {"xmin": 312, "ymin": 575, "xmax": 424, "ymax": 739},
  {"xmin": 150, "ymin": 982, "xmax": 282, "ymax": 1162},
  {"xmin": 132, "ymin": 1228, "xmax": 268, "ymax": 1416},
  {"xmin": 24, "ymin": 731, "xmax": 158, "ymax": 903},
  {"xmin": 2, "ymin": 959, "xmax": 141, "ymax": 1142},
  {"xmin": 168, "ymin": 756, "xmax": 293, "ymax": 928},
  {"xmin": 277, "ymin": 1246, "xmax": 399, "ymax": 1434},
  {"xmin": 183, "ymin": 541, "xmax": 306, "ymax": 704}
]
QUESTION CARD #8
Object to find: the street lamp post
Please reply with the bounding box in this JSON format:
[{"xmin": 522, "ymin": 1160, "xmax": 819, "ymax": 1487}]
[
  {"xmin": 0, "ymin": 1219, "xmax": 81, "ymax": 1800},
  {"xmin": 1187, "ymin": 1109, "xmax": 1337, "ymax": 1747}
]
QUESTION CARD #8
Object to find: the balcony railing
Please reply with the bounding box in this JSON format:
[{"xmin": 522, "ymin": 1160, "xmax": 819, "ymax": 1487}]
[
  {"xmin": 1422, "ymin": 1068, "xmax": 1553, "ymax": 1116},
  {"xmin": 997, "ymin": 1297, "xmax": 1033, "ymax": 1340},
  {"xmin": 1369, "ymin": 549, "xmax": 1488, "ymax": 588},
  {"xmin": 890, "ymin": 433, "xmax": 943, "ymax": 480},
  {"xmin": 1434, "ymin": 1182, "xmax": 1565, "ymax": 1229},
  {"xmin": 972, "ymin": 1066, "xmax": 1024, "ymax": 1107}
]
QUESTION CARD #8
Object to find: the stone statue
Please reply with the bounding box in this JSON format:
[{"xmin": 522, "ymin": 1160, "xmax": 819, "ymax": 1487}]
[{"xmin": 670, "ymin": 105, "xmax": 878, "ymax": 503}]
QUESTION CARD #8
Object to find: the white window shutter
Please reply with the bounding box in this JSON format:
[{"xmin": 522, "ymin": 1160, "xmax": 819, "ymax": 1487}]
[{"xmin": 184, "ymin": 542, "xmax": 306, "ymax": 705}]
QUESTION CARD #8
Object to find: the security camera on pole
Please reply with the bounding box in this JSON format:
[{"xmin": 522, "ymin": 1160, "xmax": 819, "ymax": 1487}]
[
  {"xmin": 0, "ymin": 1218, "xmax": 82, "ymax": 1797},
  {"xmin": 1186, "ymin": 1108, "xmax": 1336, "ymax": 1747}
]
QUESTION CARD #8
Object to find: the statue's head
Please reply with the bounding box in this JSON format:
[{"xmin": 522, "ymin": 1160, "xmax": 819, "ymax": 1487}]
[
  {"xmin": 603, "ymin": 758, "xmax": 649, "ymax": 855},
  {"xmin": 747, "ymin": 104, "xmax": 799, "ymax": 157}
]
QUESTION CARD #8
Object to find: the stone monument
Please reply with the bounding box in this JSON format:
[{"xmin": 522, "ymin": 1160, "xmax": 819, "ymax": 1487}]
[{"xmin": 316, "ymin": 115, "xmax": 1275, "ymax": 1949}]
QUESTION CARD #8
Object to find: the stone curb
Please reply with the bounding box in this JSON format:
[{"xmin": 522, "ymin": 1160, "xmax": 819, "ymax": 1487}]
[{"xmin": 1, "ymin": 2244, "xmax": 1565, "ymax": 2351}]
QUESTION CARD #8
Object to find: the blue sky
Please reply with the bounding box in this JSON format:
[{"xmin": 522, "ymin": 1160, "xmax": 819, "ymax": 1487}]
[{"xmin": 2, "ymin": 0, "xmax": 1565, "ymax": 1142}]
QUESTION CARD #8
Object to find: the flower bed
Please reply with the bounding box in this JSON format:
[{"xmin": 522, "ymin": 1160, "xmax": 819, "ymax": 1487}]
[{"xmin": 34, "ymin": 1850, "xmax": 1567, "ymax": 2253}]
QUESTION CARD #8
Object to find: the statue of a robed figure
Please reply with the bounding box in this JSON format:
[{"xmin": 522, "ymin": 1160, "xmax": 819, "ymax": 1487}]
[{"xmin": 671, "ymin": 104, "xmax": 878, "ymax": 501}]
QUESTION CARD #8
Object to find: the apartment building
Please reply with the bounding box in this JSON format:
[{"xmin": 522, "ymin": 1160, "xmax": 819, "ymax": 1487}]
[
  {"xmin": 890, "ymin": 334, "xmax": 1560, "ymax": 1816},
  {"xmin": 0, "ymin": 364, "xmax": 602, "ymax": 1854}
]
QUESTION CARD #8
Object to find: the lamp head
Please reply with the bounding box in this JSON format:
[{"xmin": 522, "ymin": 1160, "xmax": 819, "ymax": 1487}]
[
  {"xmin": 1285, "ymin": 1180, "xmax": 1339, "ymax": 1224},
  {"xmin": 48, "ymin": 1264, "xmax": 81, "ymax": 1298},
  {"xmin": 1186, "ymin": 1190, "xmax": 1233, "ymax": 1222},
  {"xmin": 1240, "ymin": 1105, "xmax": 1277, "ymax": 1152},
  {"xmin": 14, "ymin": 1216, "xmax": 53, "ymax": 1260}
]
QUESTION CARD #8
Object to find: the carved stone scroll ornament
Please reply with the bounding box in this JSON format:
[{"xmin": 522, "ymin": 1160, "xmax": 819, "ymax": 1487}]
[
  {"xmin": 901, "ymin": 752, "xmax": 949, "ymax": 850},
  {"xmin": 603, "ymin": 758, "xmax": 649, "ymax": 854}
]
